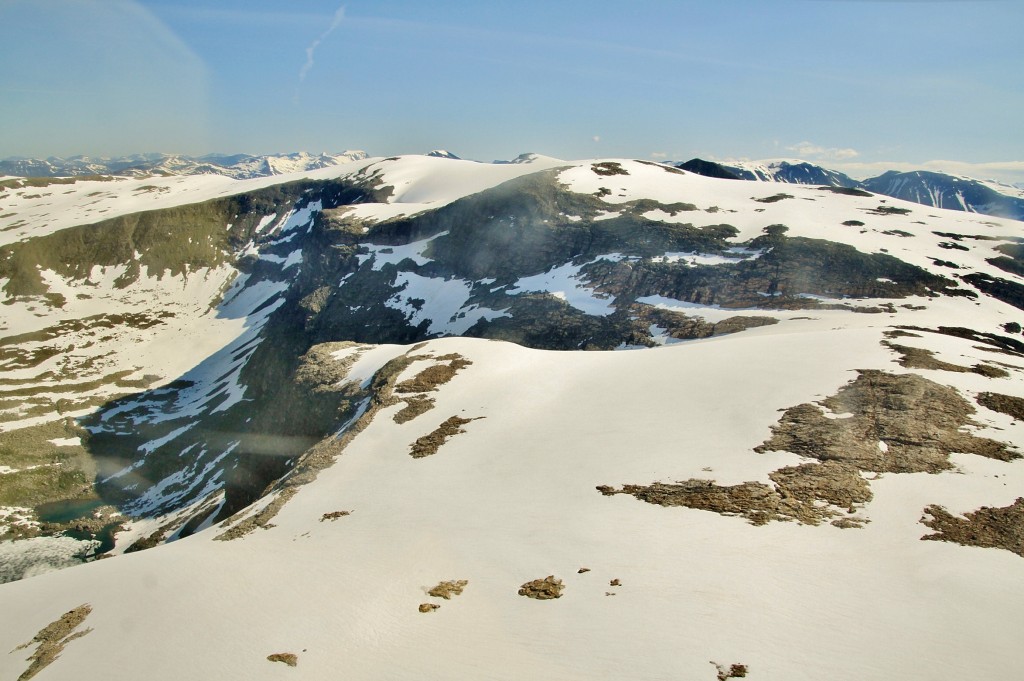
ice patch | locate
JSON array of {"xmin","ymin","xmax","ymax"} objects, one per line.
[
  {"xmin": 255, "ymin": 214, "xmax": 277, "ymax": 233},
  {"xmin": 508, "ymin": 254, "xmax": 628, "ymax": 317},
  {"xmin": 139, "ymin": 424, "xmax": 195, "ymax": 455},
  {"xmin": 386, "ymin": 272, "xmax": 509, "ymax": 334},
  {"xmin": 277, "ymin": 200, "xmax": 322, "ymax": 235},
  {"xmin": 636, "ymin": 294, "xmax": 788, "ymax": 325},
  {"xmin": 358, "ymin": 231, "xmax": 449, "ymax": 270},
  {"xmin": 651, "ymin": 249, "xmax": 761, "ymax": 266},
  {"xmin": 648, "ymin": 324, "xmax": 685, "ymax": 346},
  {"xmin": 330, "ymin": 344, "xmax": 410, "ymax": 388},
  {"xmin": 0, "ymin": 535, "xmax": 100, "ymax": 584}
]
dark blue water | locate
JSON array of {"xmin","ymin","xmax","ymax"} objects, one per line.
[
  {"xmin": 34, "ymin": 498, "xmax": 119, "ymax": 556},
  {"xmin": 34, "ymin": 498, "xmax": 106, "ymax": 523}
]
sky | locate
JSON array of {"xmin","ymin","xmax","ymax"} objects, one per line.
[{"xmin": 1, "ymin": 0, "xmax": 1023, "ymax": 182}]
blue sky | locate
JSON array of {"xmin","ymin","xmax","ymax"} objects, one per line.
[{"xmin": 2, "ymin": 0, "xmax": 1022, "ymax": 180}]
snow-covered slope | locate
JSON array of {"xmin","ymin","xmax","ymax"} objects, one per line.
[{"xmin": 2, "ymin": 155, "xmax": 1024, "ymax": 681}]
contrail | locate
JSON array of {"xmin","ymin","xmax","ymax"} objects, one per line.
[{"xmin": 298, "ymin": 4, "xmax": 345, "ymax": 83}]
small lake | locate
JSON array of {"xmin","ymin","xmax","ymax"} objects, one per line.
[{"xmin": 34, "ymin": 497, "xmax": 106, "ymax": 523}]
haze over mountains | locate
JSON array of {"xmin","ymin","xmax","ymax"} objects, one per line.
[
  {"xmin": 1, "ymin": 152, "xmax": 1023, "ymax": 680},
  {"xmin": 5, "ymin": 151, "xmax": 1023, "ymax": 222},
  {"xmin": 0, "ymin": 151, "xmax": 369, "ymax": 182}
]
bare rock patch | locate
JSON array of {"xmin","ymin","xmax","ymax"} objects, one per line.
[
  {"xmin": 394, "ymin": 354, "xmax": 472, "ymax": 394},
  {"xmin": 15, "ymin": 604, "xmax": 92, "ymax": 681},
  {"xmin": 976, "ymin": 391, "xmax": 1024, "ymax": 421},
  {"xmin": 267, "ymin": 652, "xmax": 298, "ymax": 667},
  {"xmin": 883, "ymin": 341, "xmax": 1008, "ymax": 378},
  {"xmin": 599, "ymin": 461, "xmax": 870, "ymax": 527},
  {"xmin": 409, "ymin": 416, "xmax": 484, "ymax": 459},
  {"xmin": 712, "ymin": 662, "xmax": 749, "ymax": 680},
  {"xmin": 393, "ymin": 395, "xmax": 435, "ymax": 424},
  {"xmin": 755, "ymin": 370, "xmax": 1018, "ymax": 472},
  {"xmin": 921, "ymin": 498, "xmax": 1024, "ymax": 557},
  {"xmin": 428, "ymin": 579, "xmax": 468, "ymax": 599},
  {"xmin": 518, "ymin": 575, "xmax": 564, "ymax": 600}
]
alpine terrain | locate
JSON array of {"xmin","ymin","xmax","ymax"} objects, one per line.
[
  {"xmin": 1, "ymin": 153, "xmax": 1023, "ymax": 681},
  {"xmin": 680, "ymin": 158, "xmax": 1024, "ymax": 221}
]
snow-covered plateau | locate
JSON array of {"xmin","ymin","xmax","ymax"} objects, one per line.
[{"xmin": 1, "ymin": 154, "xmax": 1023, "ymax": 681}]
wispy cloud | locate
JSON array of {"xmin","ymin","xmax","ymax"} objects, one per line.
[
  {"xmin": 650, "ymin": 151, "xmax": 668, "ymax": 159},
  {"xmin": 787, "ymin": 141, "xmax": 860, "ymax": 161},
  {"xmin": 298, "ymin": 4, "xmax": 345, "ymax": 84},
  {"xmin": 831, "ymin": 159, "xmax": 1024, "ymax": 185}
]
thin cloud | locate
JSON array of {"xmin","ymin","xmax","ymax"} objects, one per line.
[
  {"xmin": 787, "ymin": 141, "xmax": 860, "ymax": 161},
  {"xmin": 831, "ymin": 159, "xmax": 1024, "ymax": 185},
  {"xmin": 298, "ymin": 4, "xmax": 345, "ymax": 84},
  {"xmin": 592, "ymin": 135, "xmax": 601, "ymax": 143},
  {"xmin": 650, "ymin": 152, "xmax": 668, "ymax": 159}
]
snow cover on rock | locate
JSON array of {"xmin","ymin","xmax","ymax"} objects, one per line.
[
  {"xmin": 1, "ymin": 153, "xmax": 1024, "ymax": 681},
  {"xmin": 2, "ymin": 328, "xmax": 1023, "ymax": 680}
]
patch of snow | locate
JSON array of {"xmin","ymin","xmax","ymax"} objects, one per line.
[
  {"xmin": 358, "ymin": 232, "xmax": 448, "ymax": 270},
  {"xmin": 255, "ymin": 214, "xmax": 277, "ymax": 233},
  {"xmin": 386, "ymin": 272, "xmax": 509, "ymax": 334},
  {"xmin": 508, "ymin": 255, "xmax": 627, "ymax": 317},
  {"xmin": 0, "ymin": 535, "xmax": 99, "ymax": 584}
]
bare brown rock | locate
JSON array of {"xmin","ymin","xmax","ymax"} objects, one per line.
[
  {"xmin": 712, "ymin": 662, "xmax": 749, "ymax": 680},
  {"xmin": 393, "ymin": 395, "xmax": 435, "ymax": 424},
  {"xmin": 394, "ymin": 355, "xmax": 472, "ymax": 393},
  {"xmin": 267, "ymin": 653, "xmax": 298, "ymax": 667},
  {"xmin": 418, "ymin": 603, "xmax": 440, "ymax": 613},
  {"xmin": 601, "ymin": 461, "xmax": 871, "ymax": 527},
  {"xmin": 756, "ymin": 370, "xmax": 1019, "ymax": 473},
  {"xmin": 319, "ymin": 510, "xmax": 351, "ymax": 522},
  {"xmin": 921, "ymin": 498, "xmax": 1024, "ymax": 557},
  {"xmin": 977, "ymin": 392, "xmax": 1024, "ymax": 421},
  {"xmin": 883, "ymin": 341, "xmax": 1008, "ymax": 377},
  {"xmin": 15, "ymin": 604, "xmax": 92, "ymax": 681},
  {"xmin": 428, "ymin": 579, "xmax": 468, "ymax": 599},
  {"xmin": 518, "ymin": 575, "xmax": 564, "ymax": 600},
  {"xmin": 409, "ymin": 416, "xmax": 483, "ymax": 458}
]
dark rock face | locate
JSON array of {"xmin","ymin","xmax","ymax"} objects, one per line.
[
  {"xmin": 720, "ymin": 161, "xmax": 860, "ymax": 188},
  {"xmin": 675, "ymin": 159, "xmax": 742, "ymax": 180},
  {"xmin": 862, "ymin": 170, "xmax": 1024, "ymax": 221}
]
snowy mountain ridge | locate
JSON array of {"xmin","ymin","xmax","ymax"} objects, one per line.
[
  {"xmin": 1, "ymin": 154, "xmax": 1024, "ymax": 680},
  {"xmin": 0, "ymin": 151, "xmax": 369, "ymax": 181},
  {"xmin": 681, "ymin": 158, "xmax": 1024, "ymax": 221}
]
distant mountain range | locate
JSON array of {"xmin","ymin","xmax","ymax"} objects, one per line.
[
  {"xmin": 3, "ymin": 151, "xmax": 1023, "ymax": 221},
  {"xmin": 678, "ymin": 158, "xmax": 1024, "ymax": 221},
  {"xmin": 0, "ymin": 151, "xmax": 368, "ymax": 181}
]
